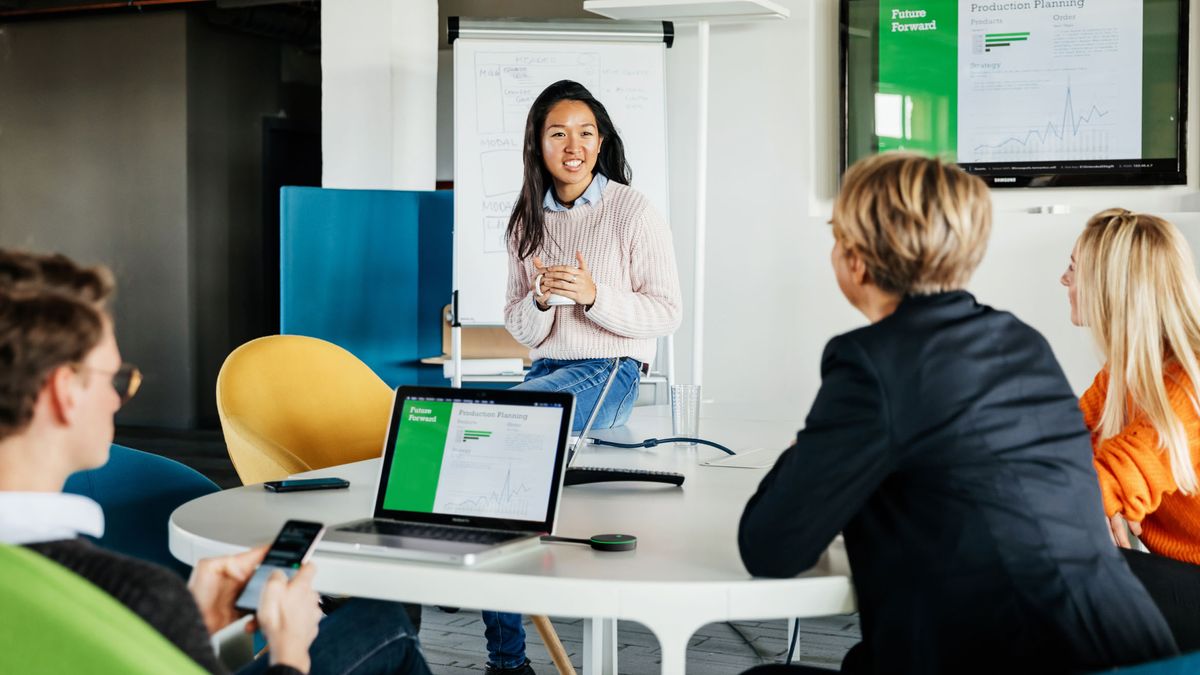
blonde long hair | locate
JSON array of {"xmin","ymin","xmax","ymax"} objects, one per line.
[{"xmin": 1076, "ymin": 208, "xmax": 1200, "ymax": 494}]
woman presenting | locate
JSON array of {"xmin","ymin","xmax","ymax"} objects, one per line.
[
  {"xmin": 481, "ymin": 80, "xmax": 682, "ymax": 675},
  {"xmin": 503, "ymin": 79, "xmax": 682, "ymax": 431}
]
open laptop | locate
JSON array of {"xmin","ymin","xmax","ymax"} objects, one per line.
[
  {"xmin": 560, "ymin": 357, "xmax": 685, "ymax": 487},
  {"xmin": 567, "ymin": 356, "xmax": 622, "ymax": 464},
  {"xmin": 319, "ymin": 385, "xmax": 574, "ymax": 565}
]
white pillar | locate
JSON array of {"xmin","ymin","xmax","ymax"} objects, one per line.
[{"xmin": 321, "ymin": 0, "xmax": 438, "ymax": 190}]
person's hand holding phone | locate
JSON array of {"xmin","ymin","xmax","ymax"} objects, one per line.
[
  {"xmin": 256, "ymin": 563, "xmax": 322, "ymax": 672},
  {"xmin": 198, "ymin": 521, "xmax": 326, "ymax": 673},
  {"xmin": 187, "ymin": 545, "xmax": 269, "ymax": 634}
]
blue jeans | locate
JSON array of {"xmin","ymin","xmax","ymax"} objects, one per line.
[
  {"xmin": 240, "ymin": 598, "xmax": 430, "ymax": 675},
  {"xmin": 514, "ymin": 357, "xmax": 641, "ymax": 430},
  {"xmin": 481, "ymin": 358, "xmax": 641, "ymax": 668},
  {"xmin": 480, "ymin": 610, "xmax": 528, "ymax": 670}
]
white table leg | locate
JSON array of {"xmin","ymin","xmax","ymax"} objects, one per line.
[
  {"xmin": 582, "ymin": 617, "xmax": 618, "ymax": 675},
  {"xmin": 654, "ymin": 624, "xmax": 692, "ymax": 675}
]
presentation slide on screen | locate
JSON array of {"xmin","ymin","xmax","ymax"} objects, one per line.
[
  {"xmin": 956, "ymin": 0, "xmax": 1142, "ymax": 163},
  {"xmin": 869, "ymin": 0, "xmax": 1163, "ymax": 172},
  {"xmin": 383, "ymin": 399, "xmax": 563, "ymax": 522}
]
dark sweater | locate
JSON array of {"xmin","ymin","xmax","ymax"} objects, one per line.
[
  {"xmin": 27, "ymin": 538, "xmax": 301, "ymax": 675},
  {"xmin": 739, "ymin": 291, "xmax": 1177, "ymax": 674}
]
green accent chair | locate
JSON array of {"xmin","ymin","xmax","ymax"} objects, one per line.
[{"xmin": 0, "ymin": 544, "xmax": 204, "ymax": 674}]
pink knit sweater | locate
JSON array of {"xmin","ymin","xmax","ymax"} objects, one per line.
[{"xmin": 504, "ymin": 181, "xmax": 682, "ymax": 365}]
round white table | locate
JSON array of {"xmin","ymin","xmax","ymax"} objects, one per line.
[{"xmin": 170, "ymin": 405, "xmax": 855, "ymax": 675}]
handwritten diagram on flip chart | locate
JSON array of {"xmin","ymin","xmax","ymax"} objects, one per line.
[{"xmin": 453, "ymin": 39, "xmax": 669, "ymax": 325}]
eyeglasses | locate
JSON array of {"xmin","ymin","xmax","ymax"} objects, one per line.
[{"xmin": 73, "ymin": 362, "xmax": 142, "ymax": 404}]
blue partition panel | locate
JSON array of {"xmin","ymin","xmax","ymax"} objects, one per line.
[
  {"xmin": 281, "ymin": 187, "xmax": 451, "ymax": 387},
  {"xmin": 417, "ymin": 190, "xmax": 453, "ymax": 360}
]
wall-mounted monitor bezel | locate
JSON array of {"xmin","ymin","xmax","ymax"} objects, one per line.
[{"xmin": 838, "ymin": 0, "xmax": 1190, "ymax": 188}]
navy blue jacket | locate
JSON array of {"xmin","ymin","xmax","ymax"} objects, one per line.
[{"xmin": 739, "ymin": 291, "xmax": 1177, "ymax": 674}]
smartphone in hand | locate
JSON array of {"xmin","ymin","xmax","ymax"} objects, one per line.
[
  {"xmin": 234, "ymin": 520, "xmax": 325, "ymax": 613},
  {"xmin": 263, "ymin": 478, "xmax": 350, "ymax": 493}
]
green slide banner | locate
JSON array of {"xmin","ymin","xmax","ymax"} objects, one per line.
[
  {"xmin": 877, "ymin": 0, "xmax": 958, "ymax": 159},
  {"xmin": 383, "ymin": 400, "xmax": 453, "ymax": 512}
]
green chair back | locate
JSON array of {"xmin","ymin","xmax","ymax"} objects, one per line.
[{"xmin": 0, "ymin": 544, "xmax": 204, "ymax": 674}]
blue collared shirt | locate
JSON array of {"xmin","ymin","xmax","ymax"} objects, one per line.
[{"xmin": 543, "ymin": 173, "xmax": 608, "ymax": 212}]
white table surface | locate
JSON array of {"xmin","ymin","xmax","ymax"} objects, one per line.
[{"xmin": 170, "ymin": 405, "xmax": 855, "ymax": 675}]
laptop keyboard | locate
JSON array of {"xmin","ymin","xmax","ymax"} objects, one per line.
[{"xmin": 344, "ymin": 520, "xmax": 524, "ymax": 545}]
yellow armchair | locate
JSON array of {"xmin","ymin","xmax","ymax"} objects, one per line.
[
  {"xmin": 216, "ymin": 335, "xmax": 394, "ymax": 485},
  {"xmin": 216, "ymin": 336, "xmax": 577, "ymax": 673}
]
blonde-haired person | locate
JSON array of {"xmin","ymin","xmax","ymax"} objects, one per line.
[
  {"xmin": 1062, "ymin": 208, "xmax": 1200, "ymax": 650},
  {"xmin": 738, "ymin": 153, "xmax": 1175, "ymax": 675}
]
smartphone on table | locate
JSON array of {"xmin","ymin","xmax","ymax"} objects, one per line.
[
  {"xmin": 263, "ymin": 477, "xmax": 350, "ymax": 492},
  {"xmin": 234, "ymin": 520, "xmax": 325, "ymax": 613}
]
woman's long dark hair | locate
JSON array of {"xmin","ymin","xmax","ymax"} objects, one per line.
[{"xmin": 506, "ymin": 80, "xmax": 632, "ymax": 261}]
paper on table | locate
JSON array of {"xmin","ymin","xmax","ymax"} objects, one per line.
[
  {"xmin": 700, "ymin": 446, "xmax": 784, "ymax": 469},
  {"xmin": 442, "ymin": 358, "xmax": 525, "ymax": 378}
]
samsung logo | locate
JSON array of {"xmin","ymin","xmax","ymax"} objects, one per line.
[
  {"xmin": 452, "ymin": 517, "xmax": 470, "ymax": 523},
  {"xmin": 994, "ymin": 177, "xmax": 1017, "ymax": 183}
]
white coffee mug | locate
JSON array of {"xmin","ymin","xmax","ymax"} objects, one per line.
[{"xmin": 535, "ymin": 270, "xmax": 577, "ymax": 306}]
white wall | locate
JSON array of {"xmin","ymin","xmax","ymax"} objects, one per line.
[
  {"xmin": 436, "ymin": 0, "xmax": 1200, "ymax": 426},
  {"xmin": 323, "ymin": 0, "xmax": 438, "ymax": 189}
]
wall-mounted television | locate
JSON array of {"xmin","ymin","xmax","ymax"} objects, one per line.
[{"xmin": 840, "ymin": 0, "xmax": 1189, "ymax": 187}]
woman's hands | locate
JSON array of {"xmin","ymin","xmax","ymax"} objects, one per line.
[
  {"xmin": 1107, "ymin": 512, "xmax": 1143, "ymax": 548},
  {"xmin": 529, "ymin": 256, "xmax": 552, "ymax": 310},
  {"xmin": 531, "ymin": 251, "xmax": 597, "ymax": 308},
  {"xmin": 187, "ymin": 545, "xmax": 321, "ymax": 674}
]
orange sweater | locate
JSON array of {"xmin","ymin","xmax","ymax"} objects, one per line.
[{"xmin": 1081, "ymin": 364, "xmax": 1200, "ymax": 564}]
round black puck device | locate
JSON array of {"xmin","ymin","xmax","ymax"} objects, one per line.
[{"xmin": 589, "ymin": 533, "xmax": 637, "ymax": 552}]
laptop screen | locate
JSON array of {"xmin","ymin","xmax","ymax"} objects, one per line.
[{"xmin": 374, "ymin": 387, "xmax": 573, "ymax": 532}]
